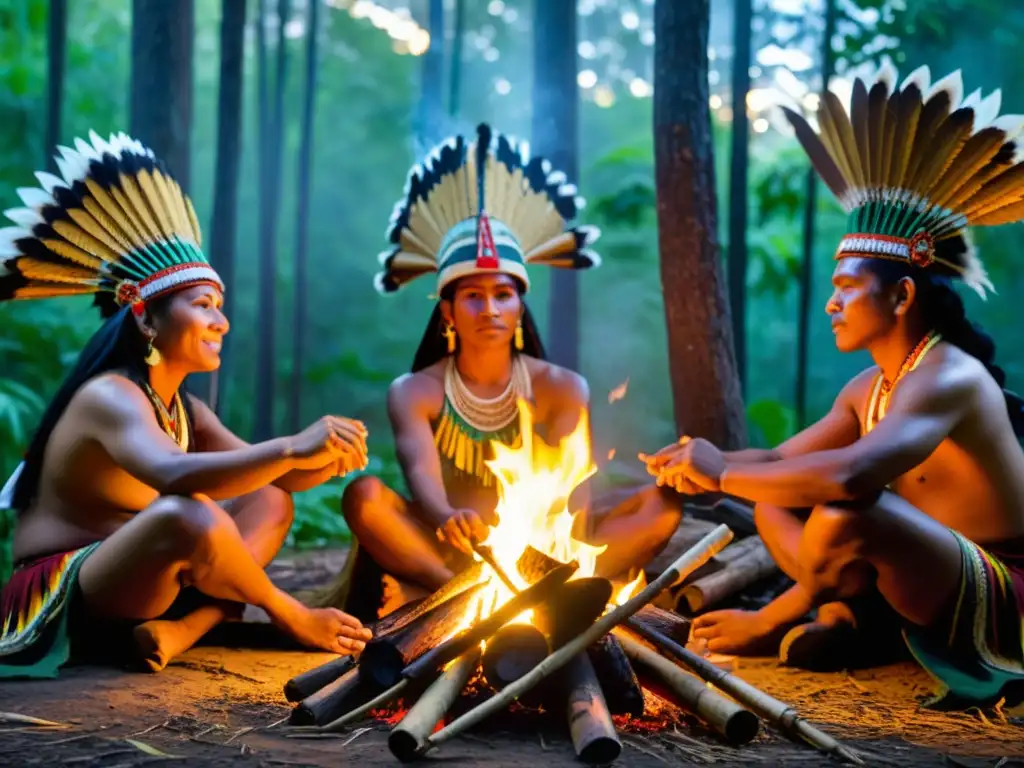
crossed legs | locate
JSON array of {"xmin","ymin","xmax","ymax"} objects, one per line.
[
  {"xmin": 692, "ymin": 492, "xmax": 963, "ymax": 658},
  {"xmin": 77, "ymin": 488, "xmax": 369, "ymax": 671}
]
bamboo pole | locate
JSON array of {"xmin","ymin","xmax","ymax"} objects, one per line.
[
  {"xmin": 615, "ymin": 630, "xmax": 759, "ymax": 745},
  {"xmin": 388, "ymin": 648, "xmax": 481, "ymax": 763},
  {"xmin": 563, "ymin": 652, "xmax": 621, "ymax": 764},
  {"xmin": 419, "ymin": 524, "xmax": 733, "ymax": 755},
  {"xmin": 680, "ymin": 537, "xmax": 778, "ymax": 613},
  {"xmin": 628, "ymin": 623, "xmax": 865, "ymax": 765}
]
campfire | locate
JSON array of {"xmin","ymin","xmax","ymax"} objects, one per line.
[{"xmin": 283, "ymin": 403, "xmax": 862, "ymax": 765}]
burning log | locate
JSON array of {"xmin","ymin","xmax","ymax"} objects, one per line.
[
  {"xmin": 312, "ymin": 563, "xmax": 578, "ymax": 733},
  {"xmin": 679, "ymin": 537, "xmax": 778, "ymax": 613},
  {"xmin": 284, "ymin": 655, "xmax": 355, "ymax": 703},
  {"xmin": 562, "ymin": 652, "xmax": 621, "ymax": 764},
  {"xmin": 615, "ymin": 631, "xmax": 759, "ymax": 745},
  {"xmin": 289, "ymin": 667, "xmax": 362, "ymax": 726},
  {"xmin": 586, "ymin": 634, "xmax": 644, "ymax": 717},
  {"xmin": 284, "ymin": 596, "xmax": 426, "ymax": 702},
  {"xmin": 359, "ymin": 581, "xmax": 487, "ymax": 688},
  {"xmin": 481, "ymin": 623, "xmax": 550, "ymax": 692},
  {"xmin": 419, "ymin": 524, "xmax": 733, "ymax": 755},
  {"xmin": 388, "ymin": 648, "xmax": 481, "ymax": 763},
  {"xmin": 535, "ymin": 576, "xmax": 613, "ymax": 649},
  {"xmin": 375, "ymin": 564, "xmax": 486, "ymax": 638},
  {"xmin": 628, "ymin": 623, "xmax": 865, "ymax": 765},
  {"xmin": 516, "ymin": 544, "xmax": 568, "ymax": 582}
]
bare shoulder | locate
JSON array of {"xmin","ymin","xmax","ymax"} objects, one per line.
[
  {"xmin": 525, "ymin": 356, "xmax": 590, "ymax": 406},
  {"xmin": 836, "ymin": 366, "xmax": 880, "ymax": 408},
  {"xmin": 387, "ymin": 365, "xmax": 445, "ymax": 417},
  {"xmin": 906, "ymin": 343, "xmax": 995, "ymax": 402},
  {"xmin": 72, "ymin": 372, "xmax": 150, "ymax": 421}
]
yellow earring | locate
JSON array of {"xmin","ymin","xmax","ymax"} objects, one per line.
[
  {"xmin": 442, "ymin": 322, "xmax": 457, "ymax": 354},
  {"xmin": 514, "ymin": 319, "xmax": 524, "ymax": 351},
  {"xmin": 144, "ymin": 337, "xmax": 163, "ymax": 367}
]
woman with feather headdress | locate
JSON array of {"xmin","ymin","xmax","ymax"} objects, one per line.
[
  {"xmin": 644, "ymin": 63, "xmax": 1024, "ymax": 708},
  {"xmin": 316, "ymin": 124, "xmax": 684, "ymax": 621},
  {"xmin": 0, "ymin": 132, "xmax": 372, "ymax": 678}
]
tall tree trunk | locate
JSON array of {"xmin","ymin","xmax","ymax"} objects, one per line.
[
  {"xmin": 289, "ymin": 0, "xmax": 319, "ymax": 432},
  {"xmin": 207, "ymin": 0, "xmax": 248, "ymax": 414},
  {"xmin": 46, "ymin": 0, "xmax": 67, "ymax": 172},
  {"xmin": 253, "ymin": 0, "xmax": 289, "ymax": 440},
  {"xmin": 448, "ymin": 0, "xmax": 464, "ymax": 118},
  {"xmin": 727, "ymin": 0, "xmax": 752, "ymax": 395},
  {"xmin": 795, "ymin": 0, "xmax": 837, "ymax": 429},
  {"xmin": 415, "ymin": 0, "xmax": 444, "ymax": 144},
  {"xmin": 532, "ymin": 0, "xmax": 579, "ymax": 371},
  {"xmin": 130, "ymin": 0, "xmax": 195, "ymax": 192},
  {"xmin": 653, "ymin": 0, "xmax": 747, "ymax": 449}
]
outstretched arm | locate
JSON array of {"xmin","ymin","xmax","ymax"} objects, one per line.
[
  {"xmin": 188, "ymin": 396, "xmax": 346, "ymax": 494},
  {"xmin": 721, "ymin": 367, "xmax": 972, "ymax": 507},
  {"xmin": 388, "ymin": 375, "xmax": 454, "ymax": 528},
  {"xmin": 81, "ymin": 376, "xmax": 297, "ymax": 500}
]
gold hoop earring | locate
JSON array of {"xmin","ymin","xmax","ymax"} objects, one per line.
[
  {"xmin": 144, "ymin": 338, "xmax": 163, "ymax": 367},
  {"xmin": 442, "ymin": 322, "xmax": 457, "ymax": 354},
  {"xmin": 514, "ymin": 319, "xmax": 524, "ymax": 351}
]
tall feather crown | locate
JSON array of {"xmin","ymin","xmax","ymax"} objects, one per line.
[
  {"xmin": 782, "ymin": 61, "xmax": 1024, "ymax": 297},
  {"xmin": 376, "ymin": 123, "xmax": 601, "ymax": 294},
  {"xmin": 0, "ymin": 130, "xmax": 222, "ymax": 317}
]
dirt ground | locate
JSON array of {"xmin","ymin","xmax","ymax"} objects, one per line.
[{"xmin": 1, "ymin": 548, "xmax": 1022, "ymax": 768}]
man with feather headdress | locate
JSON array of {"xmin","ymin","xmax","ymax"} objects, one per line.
[
  {"xmin": 645, "ymin": 63, "xmax": 1024, "ymax": 708},
  {"xmin": 316, "ymin": 124, "xmax": 684, "ymax": 621},
  {"xmin": 0, "ymin": 132, "xmax": 372, "ymax": 678}
]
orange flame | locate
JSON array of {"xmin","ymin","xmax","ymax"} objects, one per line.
[{"xmin": 454, "ymin": 399, "xmax": 611, "ymax": 632}]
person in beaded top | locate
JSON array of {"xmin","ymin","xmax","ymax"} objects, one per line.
[
  {"xmin": 318, "ymin": 124, "xmax": 683, "ymax": 621},
  {"xmin": 644, "ymin": 63, "xmax": 1024, "ymax": 708},
  {"xmin": 0, "ymin": 132, "xmax": 372, "ymax": 678}
]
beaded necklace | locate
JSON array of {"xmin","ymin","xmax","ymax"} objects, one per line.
[
  {"xmin": 864, "ymin": 331, "xmax": 943, "ymax": 433},
  {"xmin": 433, "ymin": 355, "xmax": 532, "ymax": 486},
  {"xmin": 141, "ymin": 381, "xmax": 190, "ymax": 452}
]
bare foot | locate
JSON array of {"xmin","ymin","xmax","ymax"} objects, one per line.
[
  {"xmin": 133, "ymin": 603, "xmax": 241, "ymax": 672},
  {"xmin": 271, "ymin": 594, "xmax": 373, "ymax": 655},
  {"xmin": 690, "ymin": 608, "xmax": 793, "ymax": 655}
]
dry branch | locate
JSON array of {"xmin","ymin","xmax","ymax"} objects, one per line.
[
  {"xmin": 284, "ymin": 655, "xmax": 355, "ymax": 703},
  {"xmin": 680, "ymin": 537, "xmax": 778, "ymax": 613}
]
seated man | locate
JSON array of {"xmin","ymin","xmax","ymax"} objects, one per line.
[
  {"xmin": 0, "ymin": 132, "xmax": 372, "ymax": 677},
  {"xmin": 317, "ymin": 124, "xmax": 682, "ymax": 621},
  {"xmin": 643, "ymin": 63, "xmax": 1024, "ymax": 709}
]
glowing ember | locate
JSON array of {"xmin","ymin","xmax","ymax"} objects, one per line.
[
  {"xmin": 607, "ymin": 448, "xmax": 616, "ymax": 461},
  {"xmin": 608, "ymin": 378, "xmax": 629, "ymax": 404}
]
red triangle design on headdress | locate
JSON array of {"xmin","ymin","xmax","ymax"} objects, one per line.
[{"xmin": 476, "ymin": 211, "xmax": 500, "ymax": 269}]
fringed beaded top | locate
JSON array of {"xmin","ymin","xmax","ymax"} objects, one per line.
[{"xmin": 432, "ymin": 355, "xmax": 532, "ymax": 488}]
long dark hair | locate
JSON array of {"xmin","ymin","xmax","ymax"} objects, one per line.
[
  {"xmin": 410, "ymin": 279, "xmax": 547, "ymax": 372},
  {"xmin": 866, "ymin": 257, "xmax": 1024, "ymax": 436},
  {"xmin": 11, "ymin": 298, "xmax": 196, "ymax": 513}
]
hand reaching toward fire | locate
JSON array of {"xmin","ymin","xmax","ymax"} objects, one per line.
[
  {"xmin": 437, "ymin": 507, "xmax": 499, "ymax": 555},
  {"xmin": 639, "ymin": 436, "xmax": 727, "ymax": 493}
]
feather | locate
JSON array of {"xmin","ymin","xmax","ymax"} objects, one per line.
[
  {"xmin": 930, "ymin": 127, "xmax": 1007, "ymax": 209},
  {"xmin": 4, "ymin": 208, "xmax": 44, "ymax": 228}
]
